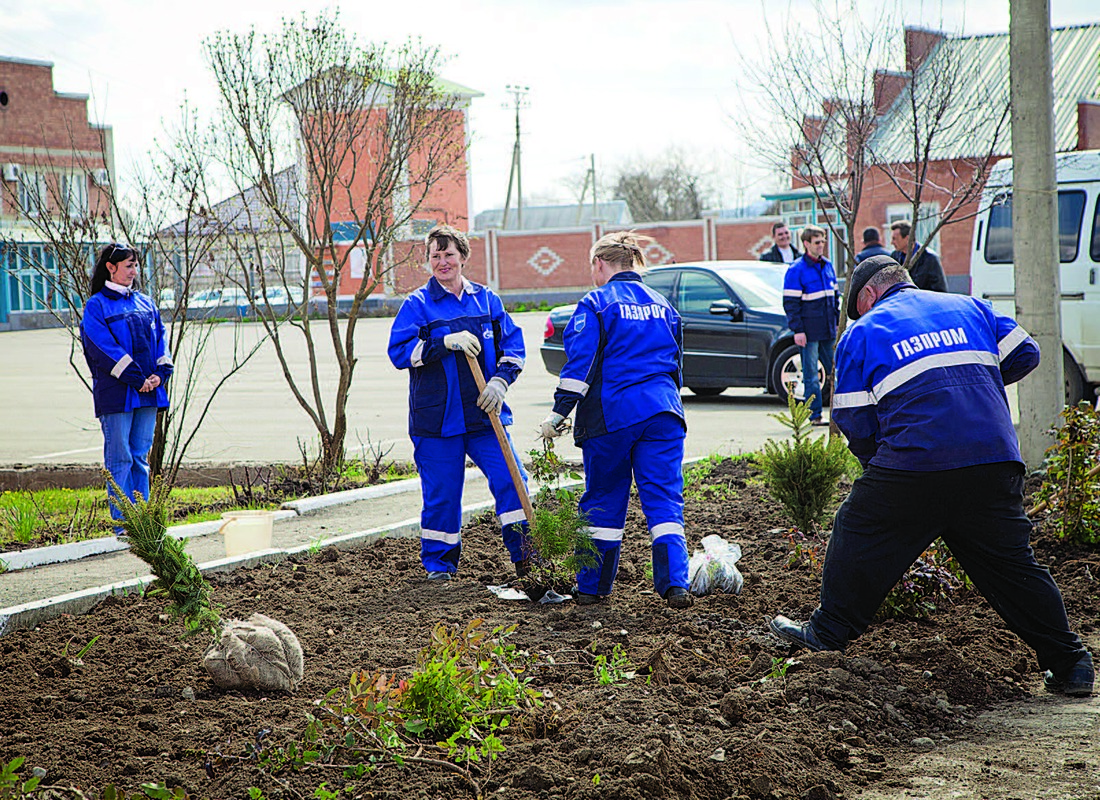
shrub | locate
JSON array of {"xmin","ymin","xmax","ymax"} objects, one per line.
[
  {"xmin": 755, "ymin": 394, "xmax": 850, "ymax": 533},
  {"xmin": 1033, "ymin": 401, "xmax": 1100, "ymax": 546},
  {"xmin": 877, "ymin": 539, "xmax": 970, "ymax": 620}
]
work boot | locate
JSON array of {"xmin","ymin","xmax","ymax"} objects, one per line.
[
  {"xmin": 574, "ymin": 590, "xmax": 603, "ymax": 606},
  {"xmin": 769, "ymin": 615, "xmax": 830, "ymax": 652},
  {"xmin": 663, "ymin": 586, "xmax": 693, "ymax": 609},
  {"xmin": 426, "ymin": 571, "xmax": 453, "ymax": 582},
  {"xmin": 1044, "ymin": 651, "xmax": 1094, "ymax": 697}
]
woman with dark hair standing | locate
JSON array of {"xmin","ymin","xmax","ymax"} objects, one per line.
[{"xmin": 81, "ymin": 243, "xmax": 173, "ymax": 529}]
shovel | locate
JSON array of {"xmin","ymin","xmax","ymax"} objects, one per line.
[{"xmin": 465, "ymin": 353, "xmax": 535, "ymax": 525}]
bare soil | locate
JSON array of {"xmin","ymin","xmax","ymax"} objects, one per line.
[{"xmin": 0, "ymin": 459, "xmax": 1097, "ymax": 799}]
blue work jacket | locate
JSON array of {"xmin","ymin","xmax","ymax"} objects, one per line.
[
  {"xmin": 783, "ymin": 255, "xmax": 839, "ymax": 341},
  {"xmin": 832, "ymin": 283, "xmax": 1040, "ymax": 471},
  {"xmin": 388, "ymin": 277, "xmax": 524, "ymax": 438},
  {"xmin": 81, "ymin": 287, "xmax": 173, "ymax": 417},
  {"xmin": 553, "ymin": 271, "xmax": 685, "ymax": 444}
]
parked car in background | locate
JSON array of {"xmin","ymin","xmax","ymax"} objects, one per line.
[
  {"xmin": 157, "ymin": 288, "xmax": 176, "ymax": 310},
  {"xmin": 254, "ymin": 286, "xmax": 306, "ymax": 307},
  {"xmin": 187, "ymin": 286, "xmax": 251, "ymax": 311},
  {"xmin": 540, "ymin": 261, "xmax": 828, "ymax": 403}
]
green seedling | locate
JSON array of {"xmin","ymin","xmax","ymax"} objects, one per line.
[
  {"xmin": 62, "ymin": 634, "xmax": 101, "ymax": 666},
  {"xmin": 592, "ymin": 642, "xmax": 636, "ymax": 685}
]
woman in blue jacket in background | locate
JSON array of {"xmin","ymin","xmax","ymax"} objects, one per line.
[
  {"xmin": 81, "ymin": 243, "xmax": 173, "ymax": 528},
  {"xmin": 540, "ymin": 231, "xmax": 692, "ymax": 609},
  {"xmin": 388, "ymin": 225, "xmax": 535, "ymax": 581}
]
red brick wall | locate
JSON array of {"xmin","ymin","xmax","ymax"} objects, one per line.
[
  {"xmin": 0, "ymin": 58, "xmax": 110, "ymax": 219},
  {"xmin": 715, "ymin": 219, "xmax": 780, "ymax": 260}
]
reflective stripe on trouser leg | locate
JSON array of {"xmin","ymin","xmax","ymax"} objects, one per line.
[
  {"xmin": 465, "ymin": 428, "xmax": 531, "ymax": 562},
  {"xmin": 576, "ymin": 528, "xmax": 624, "ymax": 596},
  {"xmin": 575, "ymin": 427, "xmax": 635, "ymax": 595},
  {"xmin": 632, "ymin": 413, "xmax": 689, "ymax": 597},
  {"xmin": 412, "ymin": 434, "xmax": 466, "ymax": 573}
]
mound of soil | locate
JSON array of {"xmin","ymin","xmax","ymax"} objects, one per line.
[{"xmin": 0, "ymin": 459, "xmax": 1096, "ymax": 799}]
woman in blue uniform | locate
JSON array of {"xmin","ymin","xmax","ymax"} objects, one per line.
[
  {"xmin": 540, "ymin": 231, "xmax": 692, "ymax": 608},
  {"xmin": 388, "ymin": 225, "xmax": 534, "ymax": 580},
  {"xmin": 81, "ymin": 243, "xmax": 173, "ymax": 527}
]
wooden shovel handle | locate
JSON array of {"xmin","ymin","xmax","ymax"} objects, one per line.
[
  {"xmin": 1026, "ymin": 462, "xmax": 1100, "ymax": 517},
  {"xmin": 466, "ymin": 353, "xmax": 535, "ymax": 525}
]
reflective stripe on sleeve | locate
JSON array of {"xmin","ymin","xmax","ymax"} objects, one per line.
[
  {"xmin": 410, "ymin": 340, "xmax": 426, "ymax": 368},
  {"xmin": 783, "ymin": 289, "xmax": 802, "ymax": 297},
  {"xmin": 156, "ymin": 355, "xmax": 173, "ymax": 366},
  {"xmin": 499, "ymin": 355, "xmax": 525, "ymax": 368},
  {"xmin": 800, "ymin": 289, "xmax": 836, "ymax": 301},
  {"xmin": 832, "ymin": 390, "xmax": 875, "ymax": 409},
  {"xmin": 558, "ymin": 378, "xmax": 589, "ymax": 395},
  {"xmin": 421, "ymin": 528, "xmax": 461, "ymax": 545},
  {"xmin": 997, "ymin": 325, "xmax": 1029, "ymax": 361},
  {"xmin": 587, "ymin": 526, "xmax": 624, "ymax": 542},
  {"xmin": 110, "ymin": 354, "xmax": 133, "ymax": 378}
]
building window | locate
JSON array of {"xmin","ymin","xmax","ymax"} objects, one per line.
[
  {"xmin": 17, "ymin": 172, "xmax": 47, "ymax": 217},
  {"xmin": 886, "ymin": 203, "xmax": 941, "ymax": 252},
  {"xmin": 60, "ymin": 173, "xmax": 88, "ymax": 218}
]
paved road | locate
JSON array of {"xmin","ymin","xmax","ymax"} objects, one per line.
[{"xmin": 0, "ymin": 311, "xmax": 803, "ymax": 467}]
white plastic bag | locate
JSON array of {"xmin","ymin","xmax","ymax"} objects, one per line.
[{"xmin": 688, "ymin": 534, "xmax": 744, "ymax": 596}]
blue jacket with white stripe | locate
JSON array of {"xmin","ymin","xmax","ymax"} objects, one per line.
[
  {"xmin": 783, "ymin": 254, "xmax": 839, "ymax": 341},
  {"xmin": 81, "ymin": 286, "xmax": 173, "ymax": 417},
  {"xmin": 388, "ymin": 277, "xmax": 525, "ymax": 438},
  {"xmin": 832, "ymin": 283, "xmax": 1039, "ymax": 471},
  {"xmin": 552, "ymin": 271, "xmax": 685, "ymax": 444}
]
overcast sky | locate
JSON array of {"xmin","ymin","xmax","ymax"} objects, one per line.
[{"xmin": 3, "ymin": 0, "xmax": 1097, "ymax": 217}]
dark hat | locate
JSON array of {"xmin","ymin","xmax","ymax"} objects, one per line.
[
  {"xmin": 861, "ymin": 226, "xmax": 881, "ymax": 244},
  {"xmin": 847, "ymin": 254, "xmax": 901, "ymax": 321}
]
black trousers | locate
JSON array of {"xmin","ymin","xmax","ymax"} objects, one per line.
[{"xmin": 810, "ymin": 461, "xmax": 1087, "ymax": 676}]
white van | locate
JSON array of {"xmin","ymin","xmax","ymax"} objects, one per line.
[{"xmin": 970, "ymin": 149, "xmax": 1100, "ymax": 405}]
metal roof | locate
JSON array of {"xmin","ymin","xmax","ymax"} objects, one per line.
[
  {"xmin": 869, "ymin": 23, "xmax": 1100, "ymax": 162},
  {"xmin": 159, "ymin": 165, "xmax": 301, "ymax": 239},
  {"xmin": 473, "ymin": 200, "xmax": 633, "ymax": 232}
]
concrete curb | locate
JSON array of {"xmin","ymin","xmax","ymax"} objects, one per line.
[{"xmin": 0, "ymin": 500, "xmax": 491, "ymax": 638}]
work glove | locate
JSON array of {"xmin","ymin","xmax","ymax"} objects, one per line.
[
  {"xmin": 444, "ymin": 330, "xmax": 482, "ymax": 357},
  {"xmin": 539, "ymin": 412, "xmax": 567, "ymax": 440},
  {"xmin": 477, "ymin": 376, "xmax": 508, "ymax": 415}
]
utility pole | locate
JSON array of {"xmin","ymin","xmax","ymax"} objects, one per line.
[
  {"xmin": 1010, "ymin": 0, "xmax": 1062, "ymax": 467},
  {"xmin": 575, "ymin": 154, "xmax": 599, "ymax": 225},
  {"xmin": 500, "ymin": 85, "xmax": 529, "ymax": 230}
]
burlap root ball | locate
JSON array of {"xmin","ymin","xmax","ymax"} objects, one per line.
[{"xmin": 203, "ymin": 613, "xmax": 304, "ymax": 692}]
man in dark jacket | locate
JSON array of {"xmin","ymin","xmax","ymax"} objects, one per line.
[
  {"xmin": 889, "ymin": 220, "xmax": 948, "ymax": 292},
  {"xmin": 855, "ymin": 226, "xmax": 890, "ymax": 264},
  {"xmin": 759, "ymin": 222, "xmax": 800, "ymax": 264},
  {"xmin": 769, "ymin": 255, "xmax": 1094, "ymax": 698}
]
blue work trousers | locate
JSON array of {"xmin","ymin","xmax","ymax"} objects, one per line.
[
  {"xmin": 575, "ymin": 412, "xmax": 689, "ymax": 598},
  {"xmin": 413, "ymin": 429, "xmax": 531, "ymax": 574},
  {"xmin": 801, "ymin": 337, "xmax": 834, "ymax": 420},
  {"xmin": 101, "ymin": 406, "xmax": 158, "ymax": 526},
  {"xmin": 810, "ymin": 462, "xmax": 1087, "ymax": 677}
]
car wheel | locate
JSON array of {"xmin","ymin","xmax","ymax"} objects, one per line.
[
  {"xmin": 770, "ymin": 344, "xmax": 828, "ymax": 404},
  {"xmin": 687, "ymin": 387, "xmax": 726, "ymax": 397}
]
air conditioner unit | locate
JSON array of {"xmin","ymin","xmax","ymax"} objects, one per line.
[
  {"xmin": 91, "ymin": 168, "xmax": 110, "ymax": 187},
  {"xmin": 2, "ymin": 163, "xmax": 20, "ymax": 182}
]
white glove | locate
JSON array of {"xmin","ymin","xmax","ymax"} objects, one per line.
[
  {"xmin": 539, "ymin": 412, "xmax": 567, "ymax": 440},
  {"xmin": 477, "ymin": 376, "xmax": 508, "ymax": 415},
  {"xmin": 444, "ymin": 330, "xmax": 481, "ymax": 357}
]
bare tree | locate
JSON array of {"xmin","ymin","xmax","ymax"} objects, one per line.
[
  {"xmin": 201, "ymin": 10, "xmax": 467, "ymax": 478},
  {"xmin": 733, "ymin": 0, "xmax": 894, "ymax": 295},
  {"xmin": 0, "ymin": 107, "xmax": 270, "ymax": 486},
  {"xmin": 611, "ymin": 149, "xmax": 715, "ymax": 222},
  {"xmin": 868, "ymin": 30, "xmax": 1010, "ymax": 269}
]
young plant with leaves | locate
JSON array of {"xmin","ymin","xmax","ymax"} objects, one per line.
[
  {"xmin": 1033, "ymin": 401, "xmax": 1100, "ymax": 546},
  {"xmin": 756, "ymin": 394, "xmax": 850, "ymax": 533}
]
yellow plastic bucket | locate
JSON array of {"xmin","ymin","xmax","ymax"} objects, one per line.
[{"xmin": 220, "ymin": 510, "xmax": 276, "ymax": 557}]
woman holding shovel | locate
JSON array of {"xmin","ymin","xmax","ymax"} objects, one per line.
[
  {"xmin": 388, "ymin": 225, "xmax": 536, "ymax": 582},
  {"xmin": 539, "ymin": 231, "xmax": 692, "ymax": 609}
]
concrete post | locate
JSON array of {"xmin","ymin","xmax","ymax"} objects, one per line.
[{"xmin": 1010, "ymin": 0, "xmax": 1063, "ymax": 468}]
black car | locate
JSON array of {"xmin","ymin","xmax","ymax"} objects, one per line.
[{"xmin": 539, "ymin": 261, "xmax": 827, "ymax": 402}]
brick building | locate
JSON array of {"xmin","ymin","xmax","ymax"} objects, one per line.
[
  {"xmin": 767, "ymin": 23, "xmax": 1100, "ymax": 293},
  {"xmin": 0, "ymin": 56, "xmax": 115, "ymax": 327}
]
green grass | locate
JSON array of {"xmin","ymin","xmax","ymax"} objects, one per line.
[{"xmin": 0, "ymin": 486, "xmax": 274, "ymax": 550}]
